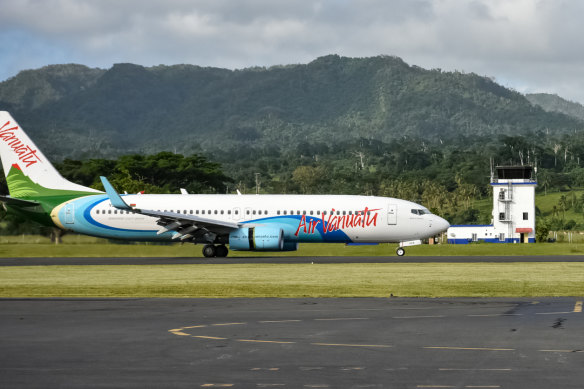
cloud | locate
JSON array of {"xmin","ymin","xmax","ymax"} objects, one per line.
[{"xmin": 1, "ymin": 0, "xmax": 584, "ymax": 103}]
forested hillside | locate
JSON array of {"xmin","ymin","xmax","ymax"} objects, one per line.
[
  {"xmin": 526, "ymin": 93, "xmax": 584, "ymax": 122},
  {"xmin": 0, "ymin": 55, "xmax": 580, "ymax": 160}
]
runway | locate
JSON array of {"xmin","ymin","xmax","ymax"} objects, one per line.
[
  {"xmin": 1, "ymin": 297, "xmax": 583, "ymax": 388},
  {"xmin": 2, "ymin": 255, "xmax": 584, "ymax": 266}
]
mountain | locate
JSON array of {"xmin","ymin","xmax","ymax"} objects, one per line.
[
  {"xmin": 0, "ymin": 55, "xmax": 581, "ymax": 160},
  {"xmin": 526, "ymin": 93, "xmax": 584, "ymax": 122}
]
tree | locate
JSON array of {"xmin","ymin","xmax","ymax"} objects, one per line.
[
  {"xmin": 292, "ymin": 166, "xmax": 325, "ymax": 194},
  {"xmin": 536, "ymin": 218, "xmax": 550, "ymax": 242}
]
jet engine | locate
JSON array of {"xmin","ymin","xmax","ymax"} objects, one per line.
[{"xmin": 229, "ymin": 226, "xmax": 296, "ymax": 251}]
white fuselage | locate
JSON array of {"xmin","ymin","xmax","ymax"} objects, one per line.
[{"xmin": 52, "ymin": 193, "xmax": 450, "ymax": 244}]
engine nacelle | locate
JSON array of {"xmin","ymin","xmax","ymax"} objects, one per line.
[{"xmin": 229, "ymin": 226, "xmax": 296, "ymax": 251}]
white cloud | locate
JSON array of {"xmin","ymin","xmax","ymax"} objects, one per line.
[{"xmin": 1, "ymin": 0, "xmax": 584, "ymax": 102}]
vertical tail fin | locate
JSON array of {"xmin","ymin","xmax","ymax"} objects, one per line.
[{"xmin": 0, "ymin": 111, "xmax": 100, "ymax": 199}]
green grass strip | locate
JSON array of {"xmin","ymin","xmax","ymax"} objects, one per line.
[
  {"xmin": 3, "ymin": 241, "xmax": 584, "ymax": 257},
  {"xmin": 1, "ymin": 263, "xmax": 583, "ymax": 298}
]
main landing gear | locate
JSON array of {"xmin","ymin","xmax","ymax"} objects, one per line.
[
  {"xmin": 202, "ymin": 244, "xmax": 229, "ymax": 258},
  {"xmin": 396, "ymin": 247, "xmax": 405, "ymax": 256}
]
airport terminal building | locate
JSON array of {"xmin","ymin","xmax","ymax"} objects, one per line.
[{"xmin": 447, "ymin": 166, "xmax": 537, "ymax": 244}]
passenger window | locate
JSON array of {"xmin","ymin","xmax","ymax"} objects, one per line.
[
  {"xmin": 221, "ymin": 210, "xmax": 224, "ymax": 215},
  {"xmin": 336, "ymin": 211, "xmax": 340, "ymax": 215},
  {"xmin": 342, "ymin": 211, "xmax": 346, "ymax": 215},
  {"xmin": 283, "ymin": 210, "xmax": 287, "ymax": 215},
  {"xmin": 202, "ymin": 210, "xmax": 205, "ymax": 214},
  {"xmin": 277, "ymin": 211, "xmax": 281, "ymax": 215},
  {"xmin": 253, "ymin": 210, "xmax": 256, "ymax": 215},
  {"xmin": 214, "ymin": 210, "xmax": 218, "ymax": 215},
  {"xmin": 310, "ymin": 211, "xmax": 313, "ymax": 215},
  {"xmin": 228, "ymin": 210, "xmax": 231, "ymax": 215}
]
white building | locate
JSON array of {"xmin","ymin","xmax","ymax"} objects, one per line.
[{"xmin": 447, "ymin": 166, "xmax": 537, "ymax": 244}]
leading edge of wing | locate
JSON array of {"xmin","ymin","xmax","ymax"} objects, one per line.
[{"xmin": 99, "ymin": 176, "xmax": 241, "ymax": 230}]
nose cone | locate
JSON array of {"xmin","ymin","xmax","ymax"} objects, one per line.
[{"xmin": 433, "ymin": 215, "xmax": 450, "ymax": 235}]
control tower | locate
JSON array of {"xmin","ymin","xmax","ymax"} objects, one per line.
[{"xmin": 447, "ymin": 165, "xmax": 537, "ymax": 244}]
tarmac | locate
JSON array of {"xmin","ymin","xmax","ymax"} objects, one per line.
[
  {"xmin": 0, "ymin": 256, "xmax": 583, "ymax": 388},
  {"xmin": 2, "ymin": 255, "xmax": 584, "ymax": 266}
]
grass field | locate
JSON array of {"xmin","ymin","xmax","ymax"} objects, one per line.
[
  {"xmin": 3, "ymin": 236, "xmax": 584, "ymax": 257},
  {"xmin": 2, "ymin": 238, "xmax": 584, "ymax": 299},
  {"xmin": 1, "ymin": 262, "xmax": 583, "ymax": 298}
]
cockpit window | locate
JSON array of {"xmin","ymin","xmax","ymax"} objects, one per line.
[{"xmin": 411, "ymin": 208, "xmax": 429, "ymax": 215}]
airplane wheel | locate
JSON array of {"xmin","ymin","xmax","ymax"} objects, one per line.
[
  {"xmin": 203, "ymin": 244, "xmax": 216, "ymax": 258},
  {"xmin": 396, "ymin": 247, "xmax": 405, "ymax": 256},
  {"xmin": 215, "ymin": 245, "xmax": 229, "ymax": 258}
]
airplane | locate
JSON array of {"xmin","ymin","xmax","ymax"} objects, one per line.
[{"xmin": 0, "ymin": 111, "xmax": 449, "ymax": 257}]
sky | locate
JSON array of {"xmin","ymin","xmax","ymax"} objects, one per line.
[{"xmin": 1, "ymin": 0, "xmax": 584, "ymax": 103}]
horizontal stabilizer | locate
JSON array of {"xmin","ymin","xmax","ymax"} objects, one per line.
[{"xmin": 0, "ymin": 195, "xmax": 40, "ymax": 207}]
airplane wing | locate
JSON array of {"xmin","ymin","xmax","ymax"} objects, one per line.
[{"xmin": 100, "ymin": 176, "xmax": 241, "ymax": 242}]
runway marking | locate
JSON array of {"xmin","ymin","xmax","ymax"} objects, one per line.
[
  {"xmin": 467, "ymin": 314, "xmax": 522, "ymax": 317},
  {"xmin": 574, "ymin": 301, "xmax": 583, "ymax": 313},
  {"xmin": 311, "ymin": 343, "xmax": 392, "ymax": 348},
  {"xmin": 193, "ymin": 335, "xmax": 227, "ymax": 340},
  {"xmin": 169, "ymin": 330, "xmax": 190, "ymax": 336},
  {"xmin": 536, "ymin": 311, "xmax": 572, "ymax": 315},
  {"xmin": 250, "ymin": 367, "xmax": 280, "ymax": 371},
  {"xmin": 238, "ymin": 339, "xmax": 296, "ymax": 344},
  {"xmin": 259, "ymin": 320, "xmax": 302, "ymax": 323},
  {"xmin": 340, "ymin": 367, "xmax": 365, "ymax": 371},
  {"xmin": 417, "ymin": 386, "xmax": 500, "ymax": 388},
  {"xmin": 201, "ymin": 385, "xmax": 234, "ymax": 388},
  {"xmin": 257, "ymin": 385, "xmax": 285, "ymax": 387},
  {"xmin": 314, "ymin": 317, "xmax": 369, "ymax": 321},
  {"xmin": 539, "ymin": 349, "xmax": 583, "ymax": 353},
  {"xmin": 212, "ymin": 322, "xmax": 246, "ymax": 326},
  {"xmin": 424, "ymin": 346, "xmax": 514, "ymax": 351},
  {"xmin": 438, "ymin": 368, "xmax": 511, "ymax": 371},
  {"xmin": 393, "ymin": 315, "xmax": 445, "ymax": 319}
]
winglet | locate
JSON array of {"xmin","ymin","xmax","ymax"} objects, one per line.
[{"xmin": 100, "ymin": 176, "xmax": 132, "ymax": 210}]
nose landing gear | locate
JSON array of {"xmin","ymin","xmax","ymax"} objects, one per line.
[{"xmin": 396, "ymin": 247, "xmax": 405, "ymax": 256}]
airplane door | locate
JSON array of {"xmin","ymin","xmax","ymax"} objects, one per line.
[
  {"xmin": 387, "ymin": 204, "xmax": 397, "ymax": 225},
  {"xmin": 65, "ymin": 203, "xmax": 75, "ymax": 224}
]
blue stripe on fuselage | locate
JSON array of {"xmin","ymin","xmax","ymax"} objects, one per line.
[{"xmin": 60, "ymin": 196, "xmax": 353, "ymax": 243}]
